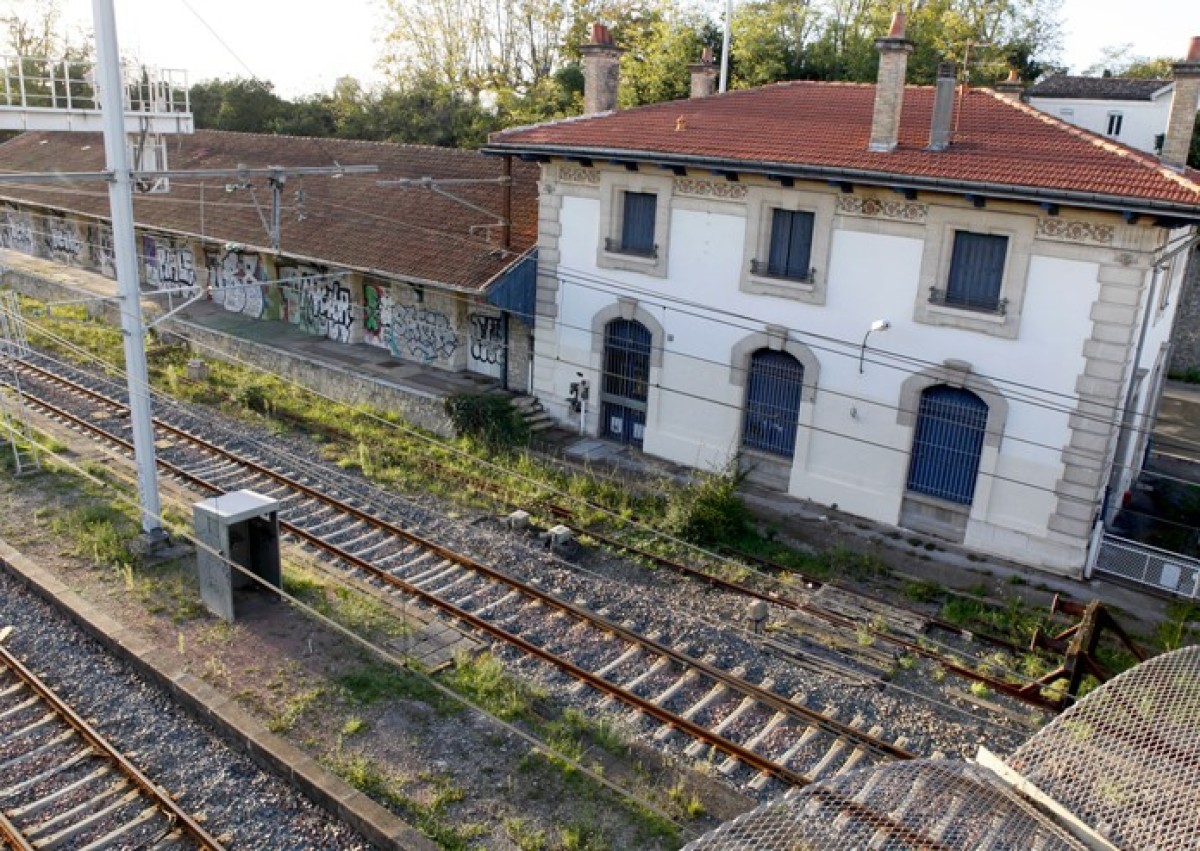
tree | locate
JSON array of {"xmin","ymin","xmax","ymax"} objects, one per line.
[{"xmin": 188, "ymin": 78, "xmax": 286, "ymax": 134}]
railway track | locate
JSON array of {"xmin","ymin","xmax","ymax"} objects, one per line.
[
  {"xmin": 7, "ymin": 355, "xmax": 928, "ymax": 795},
  {"xmin": 0, "ymin": 630, "xmax": 224, "ymax": 851}
]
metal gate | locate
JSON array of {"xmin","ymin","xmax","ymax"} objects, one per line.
[
  {"xmin": 1094, "ymin": 533, "xmax": 1200, "ymax": 600},
  {"xmin": 906, "ymin": 386, "xmax": 987, "ymax": 505},
  {"xmin": 742, "ymin": 349, "xmax": 803, "ymax": 457},
  {"xmin": 601, "ymin": 318, "xmax": 651, "ymax": 446}
]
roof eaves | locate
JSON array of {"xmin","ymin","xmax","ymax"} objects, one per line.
[{"xmin": 482, "ymin": 140, "xmax": 1200, "ymax": 222}]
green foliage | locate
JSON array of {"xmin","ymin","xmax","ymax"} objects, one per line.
[
  {"xmin": 903, "ymin": 580, "xmax": 944, "ymax": 604},
  {"xmin": 337, "ymin": 663, "xmax": 454, "ymax": 710},
  {"xmin": 662, "ymin": 467, "xmax": 752, "ymax": 547},
  {"xmin": 444, "ymin": 393, "xmax": 531, "ymax": 453},
  {"xmin": 52, "ymin": 502, "xmax": 141, "ymax": 570},
  {"xmin": 442, "ymin": 651, "xmax": 545, "ymax": 720}
]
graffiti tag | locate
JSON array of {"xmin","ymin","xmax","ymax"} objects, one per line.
[
  {"xmin": 469, "ymin": 313, "xmax": 504, "ymax": 365},
  {"xmin": 390, "ymin": 305, "xmax": 458, "ymax": 363},
  {"xmin": 206, "ymin": 249, "xmax": 266, "ymax": 318}
]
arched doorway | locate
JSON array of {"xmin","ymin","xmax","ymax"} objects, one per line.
[
  {"xmin": 742, "ymin": 349, "xmax": 804, "ymax": 458},
  {"xmin": 601, "ymin": 318, "xmax": 652, "ymax": 446}
]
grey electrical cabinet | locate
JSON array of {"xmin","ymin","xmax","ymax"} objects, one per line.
[{"xmin": 193, "ymin": 490, "xmax": 281, "ymax": 621}]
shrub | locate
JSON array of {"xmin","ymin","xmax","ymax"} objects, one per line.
[
  {"xmin": 444, "ymin": 393, "xmax": 531, "ymax": 452},
  {"xmin": 663, "ymin": 467, "xmax": 752, "ymax": 547}
]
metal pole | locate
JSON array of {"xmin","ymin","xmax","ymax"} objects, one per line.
[
  {"xmin": 719, "ymin": 0, "xmax": 733, "ymax": 93},
  {"xmin": 92, "ymin": 0, "xmax": 163, "ymax": 537}
]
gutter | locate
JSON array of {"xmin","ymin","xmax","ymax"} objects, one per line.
[{"xmin": 481, "ymin": 143, "xmax": 1200, "ymax": 223}]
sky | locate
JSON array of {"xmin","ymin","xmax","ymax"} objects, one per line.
[{"xmin": 49, "ymin": 0, "xmax": 1200, "ymax": 100}]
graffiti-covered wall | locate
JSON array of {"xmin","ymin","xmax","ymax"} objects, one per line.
[
  {"xmin": 278, "ymin": 262, "xmax": 357, "ymax": 343},
  {"xmin": 42, "ymin": 214, "xmax": 86, "ymax": 265},
  {"xmin": 0, "ymin": 205, "xmax": 35, "ymax": 255},
  {"xmin": 205, "ymin": 248, "xmax": 270, "ymax": 319},
  {"xmin": 385, "ymin": 285, "xmax": 465, "ymax": 370},
  {"xmin": 90, "ymin": 224, "xmax": 116, "ymax": 278},
  {"xmin": 143, "ymin": 235, "xmax": 198, "ymax": 294},
  {"xmin": 362, "ymin": 278, "xmax": 396, "ymax": 350}
]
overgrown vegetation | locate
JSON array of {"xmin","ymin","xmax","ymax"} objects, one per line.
[{"xmin": 444, "ymin": 393, "xmax": 531, "ymax": 453}]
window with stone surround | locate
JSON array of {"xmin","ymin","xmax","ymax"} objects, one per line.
[
  {"xmin": 913, "ymin": 207, "xmax": 1032, "ymax": 340},
  {"xmin": 932, "ymin": 231, "xmax": 1009, "ymax": 314},
  {"xmin": 753, "ymin": 209, "xmax": 815, "ymax": 282},
  {"xmin": 740, "ymin": 186, "xmax": 835, "ymax": 304},
  {"xmin": 597, "ymin": 171, "xmax": 672, "ymax": 278}
]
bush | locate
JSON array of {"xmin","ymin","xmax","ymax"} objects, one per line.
[
  {"xmin": 663, "ymin": 467, "xmax": 752, "ymax": 547},
  {"xmin": 444, "ymin": 393, "xmax": 530, "ymax": 452}
]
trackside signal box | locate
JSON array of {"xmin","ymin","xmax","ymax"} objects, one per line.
[{"xmin": 193, "ymin": 490, "xmax": 281, "ymax": 621}]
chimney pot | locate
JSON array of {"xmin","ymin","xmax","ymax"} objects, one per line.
[
  {"xmin": 1161, "ymin": 36, "xmax": 1200, "ymax": 170},
  {"xmin": 995, "ymin": 67, "xmax": 1025, "ymax": 100},
  {"xmin": 688, "ymin": 47, "xmax": 718, "ymax": 98},
  {"xmin": 580, "ymin": 22, "xmax": 624, "ymax": 115},
  {"xmin": 869, "ymin": 9, "xmax": 915, "ymax": 152},
  {"xmin": 928, "ymin": 61, "xmax": 957, "ymax": 151}
]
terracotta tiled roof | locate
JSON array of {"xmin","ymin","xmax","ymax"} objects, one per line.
[
  {"xmin": 0, "ymin": 130, "xmax": 538, "ymax": 292},
  {"xmin": 1025, "ymin": 75, "xmax": 1173, "ymax": 101},
  {"xmin": 486, "ymin": 82, "xmax": 1200, "ymax": 214}
]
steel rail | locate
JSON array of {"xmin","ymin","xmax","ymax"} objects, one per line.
[
  {"xmin": 0, "ymin": 639, "xmax": 226, "ymax": 850},
  {"xmin": 391, "ymin": 455, "xmax": 1062, "ymax": 713},
  {"xmin": 14, "ymin": 363, "xmax": 915, "ymax": 781},
  {"xmin": 14, "ymin": 359, "xmax": 1057, "ymax": 710}
]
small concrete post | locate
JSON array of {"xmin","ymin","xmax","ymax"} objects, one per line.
[{"xmin": 746, "ymin": 600, "xmax": 769, "ymax": 634}]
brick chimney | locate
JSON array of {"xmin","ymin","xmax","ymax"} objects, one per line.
[
  {"xmin": 928, "ymin": 61, "xmax": 957, "ymax": 151},
  {"xmin": 869, "ymin": 10, "xmax": 914, "ymax": 153},
  {"xmin": 688, "ymin": 47, "xmax": 718, "ymax": 99},
  {"xmin": 995, "ymin": 68, "xmax": 1025, "ymax": 101},
  {"xmin": 1162, "ymin": 37, "xmax": 1200, "ymax": 170},
  {"xmin": 580, "ymin": 23, "xmax": 623, "ymax": 115}
]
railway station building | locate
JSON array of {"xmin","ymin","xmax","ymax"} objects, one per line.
[{"xmin": 483, "ymin": 22, "xmax": 1200, "ymax": 576}]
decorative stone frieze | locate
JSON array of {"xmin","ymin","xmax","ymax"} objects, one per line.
[
  {"xmin": 557, "ymin": 165, "xmax": 600, "ymax": 185},
  {"xmin": 835, "ymin": 194, "xmax": 927, "ymax": 222},
  {"xmin": 672, "ymin": 177, "xmax": 748, "ymax": 200},
  {"xmin": 1035, "ymin": 218, "xmax": 1115, "ymax": 246}
]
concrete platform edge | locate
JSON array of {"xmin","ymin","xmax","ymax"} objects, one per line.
[{"xmin": 0, "ymin": 537, "xmax": 439, "ymax": 851}]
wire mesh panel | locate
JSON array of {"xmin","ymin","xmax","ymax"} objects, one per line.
[
  {"xmin": 1095, "ymin": 534, "xmax": 1200, "ymax": 600},
  {"xmin": 682, "ymin": 761, "xmax": 1088, "ymax": 851},
  {"xmin": 906, "ymin": 386, "xmax": 988, "ymax": 505},
  {"xmin": 1007, "ymin": 645, "xmax": 1200, "ymax": 851},
  {"xmin": 742, "ymin": 349, "xmax": 804, "ymax": 458}
]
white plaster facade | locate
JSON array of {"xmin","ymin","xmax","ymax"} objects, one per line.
[
  {"xmin": 1027, "ymin": 88, "xmax": 1175, "ymax": 155},
  {"xmin": 530, "ymin": 165, "xmax": 1183, "ymax": 576}
]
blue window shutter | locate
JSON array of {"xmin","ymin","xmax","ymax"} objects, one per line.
[
  {"xmin": 767, "ymin": 209, "xmax": 814, "ymax": 279},
  {"xmin": 946, "ymin": 232, "xmax": 1007, "ymax": 310},
  {"xmin": 906, "ymin": 386, "xmax": 988, "ymax": 505},
  {"xmin": 622, "ymin": 192, "xmax": 656, "ymax": 254}
]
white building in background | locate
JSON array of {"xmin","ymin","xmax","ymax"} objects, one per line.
[
  {"xmin": 1024, "ymin": 75, "xmax": 1182, "ymax": 156},
  {"xmin": 485, "ymin": 21, "xmax": 1200, "ymax": 576}
]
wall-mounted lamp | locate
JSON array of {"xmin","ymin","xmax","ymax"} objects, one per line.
[{"xmin": 859, "ymin": 319, "xmax": 891, "ymax": 373}]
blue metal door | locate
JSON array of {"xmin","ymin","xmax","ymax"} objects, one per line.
[
  {"xmin": 906, "ymin": 386, "xmax": 988, "ymax": 505},
  {"xmin": 601, "ymin": 319, "xmax": 651, "ymax": 447},
  {"xmin": 742, "ymin": 349, "xmax": 804, "ymax": 457}
]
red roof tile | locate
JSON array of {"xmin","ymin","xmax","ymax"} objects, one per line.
[
  {"xmin": 0, "ymin": 130, "xmax": 538, "ymax": 292},
  {"xmin": 487, "ymin": 82, "xmax": 1200, "ymax": 213}
]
